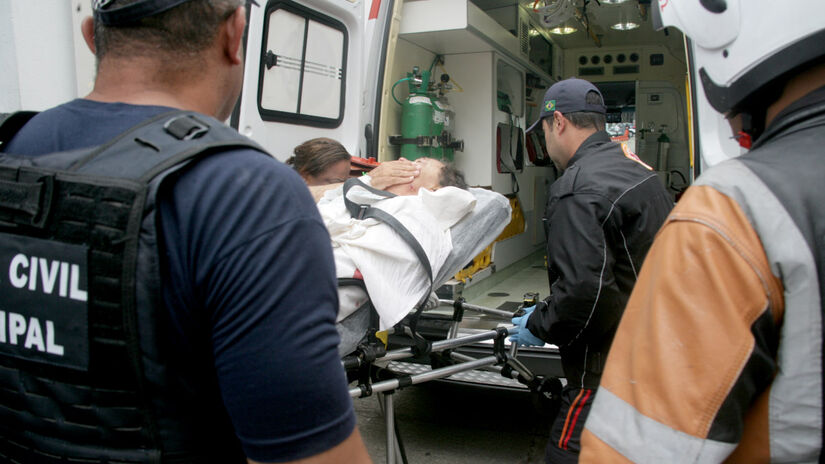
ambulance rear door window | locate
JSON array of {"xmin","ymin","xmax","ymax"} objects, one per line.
[{"xmin": 258, "ymin": 1, "xmax": 347, "ymax": 128}]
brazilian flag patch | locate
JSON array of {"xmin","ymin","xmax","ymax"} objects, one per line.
[{"xmin": 545, "ymin": 100, "xmax": 556, "ymax": 112}]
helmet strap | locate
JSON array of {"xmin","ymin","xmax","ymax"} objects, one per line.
[
  {"xmin": 734, "ymin": 77, "xmax": 786, "ymax": 148},
  {"xmin": 736, "ymin": 112, "xmax": 760, "ymax": 149}
]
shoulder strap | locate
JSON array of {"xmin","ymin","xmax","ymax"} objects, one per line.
[
  {"xmin": 342, "ymin": 178, "xmax": 434, "ymax": 342},
  {"xmin": 342, "ymin": 178, "xmax": 433, "ymax": 291},
  {"xmin": 0, "ymin": 110, "xmax": 264, "ymax": 229},
  {"xmin": 66, "ymin": 110, "xmax": 265, "ymax": 181},
  {"xmin": 0, "ymin": 111, "xmax": 39, "ymax": 151}
]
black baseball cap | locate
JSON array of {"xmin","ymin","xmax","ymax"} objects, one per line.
[
  {"xmin": 94, "ymin": 0, "xmax": 258, "ymax": 26},
  {"xmin": 526, "ymin": 78, "xmax": 607, "ymax": 133}
]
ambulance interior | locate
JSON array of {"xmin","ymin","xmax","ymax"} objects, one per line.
[
  {"xmin": 238, "ymin": 0, "xmax": 732, "ymax": 387},
  {"xmin": 371, "ymin": 0, "xmax": 695, "ymax": 385}
]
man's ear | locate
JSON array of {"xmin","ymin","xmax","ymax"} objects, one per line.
[
  {"xmin": 553, "ymin": 111, "xmax": 565, "ymax": 132},
  {"xmin": 223, "ymin": 6, "xmax": 246, "ymax": 65},
  {"xmin": 81, "ymin": 16, "xmax": 96, "ymax": 55}
]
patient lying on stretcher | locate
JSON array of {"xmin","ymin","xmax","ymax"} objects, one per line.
[{"xmin": 316, "ymin": 158, "xmax": 473, "ymax": 334}]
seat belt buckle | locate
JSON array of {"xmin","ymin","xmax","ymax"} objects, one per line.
[{"xmin": 357, "ymin": 204, "xmax": 369, "ymax": 220}]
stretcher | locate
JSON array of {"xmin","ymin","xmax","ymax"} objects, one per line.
[
  {"xmin": 335, "ymin": 185, "xmax": 513, "ymax": 355},
  {"xmin": 343, "ymin": 297, "xmax": 562, "ymax": 464},
  {"xmin": 334, "ymin": 185, "xmax": 561, "ymax": 464}
]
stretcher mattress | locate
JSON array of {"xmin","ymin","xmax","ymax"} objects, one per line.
[{"xmin": 335, "ymin": 187, "xmax": 512, "ymax": 355}]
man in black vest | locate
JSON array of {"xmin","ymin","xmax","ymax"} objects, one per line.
[
  {"xmin": 510, "ymin": 78, "xmax": 673, "ymax": 463},
  {"xmin": 581, "ymin": 2, "xmax": 825, "ymax": 462},
  {"xmin": 0, "ymin": 1, "xmax": 375, "ymax": 462}
]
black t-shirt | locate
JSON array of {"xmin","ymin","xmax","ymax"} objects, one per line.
[{"xmin": 5, "ymin": 99, "xmax": 355, "ymax": 462}]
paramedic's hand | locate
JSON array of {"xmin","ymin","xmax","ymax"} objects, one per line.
[
  {"xmin": 369, "ymin": 159, "xmax": 420, "ymax": 190},
  {"xmin": 510, "ymin": 305, "xmax": 544, "ymax": 347}
]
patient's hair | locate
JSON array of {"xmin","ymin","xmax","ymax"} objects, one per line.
[
  {"xmin": 286, "ymin": 138, "xmax": 351, "ymax": 177},
  {"xmin": 439, "ymin": 163, "xmax": 468, "ymax": 190}
]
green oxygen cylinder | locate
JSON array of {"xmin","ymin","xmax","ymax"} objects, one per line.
[{"xmin": 400, "ymin": 68, "xmax": 433, "ymax": 160}]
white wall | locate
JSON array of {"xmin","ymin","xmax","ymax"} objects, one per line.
[
  {"xmin": 0, "ymin": 1, "xmax": 87, "ymax": 113},
  {"xmin": 446, "ymin": 51, "xmax": 552, "ymax": 269}
]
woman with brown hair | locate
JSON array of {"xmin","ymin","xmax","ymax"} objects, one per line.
[{"xmin": 287, "ymin": 137, "xmax": 352, "ymax": 186}]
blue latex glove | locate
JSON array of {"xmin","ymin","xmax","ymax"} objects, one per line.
[{"xmin": 510, "ymin": 305, "xmax": 544, "ymax": 347}]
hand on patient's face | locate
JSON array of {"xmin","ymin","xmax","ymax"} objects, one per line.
[
  {"xmin": 385, "ymin": 158, "xmax": 444, "ymax": 196},
  {"xmin": 369, "ymin": 159, "xmax": 420, "ymax": 190}
]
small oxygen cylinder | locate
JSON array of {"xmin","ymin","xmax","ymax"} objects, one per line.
[
  {"xmin": 400, "ymin": 68, "xmax": 433, "ymax": 160},
  {"xmin": 430, "ymin": 73, "xmax": 455, "ymax": 161},
  {"xmin": 656, "ymin": 125, "xmax": 670, "ymax": 171}
]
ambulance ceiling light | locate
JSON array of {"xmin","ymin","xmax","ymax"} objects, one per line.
[
  {"xmin": 549, "ymin": 25, "xmax": 578, "ymax": 35},
  {"xmin": 611, "ymin": 21, "xmax": 639, "ymax": 30}
]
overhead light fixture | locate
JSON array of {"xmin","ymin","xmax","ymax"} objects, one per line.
[
  {"xmin": 549, "ymin": 25, "xmax": 577, "ymax": 35},
  {"xmin": 611, "ymin": 21, "xmax": 639, "ymax": 30},
  {"xmin": 602, "ymin": 0, "xmax": 631, "ymax": 4},
  {"xmin": 532, "ymin": 0, "xmax": 576, "ymax": 29}
]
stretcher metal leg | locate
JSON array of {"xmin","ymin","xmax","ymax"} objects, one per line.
[
  {"xmin": 383, "ymin": 392, "xmax": 396, "ymax": 464},
  {"xmin": 346, "ymin": 301, "xmax": 534, "ymax": 462}
]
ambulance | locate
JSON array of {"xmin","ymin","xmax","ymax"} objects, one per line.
[{"xmin": 1, "ymin": 0, "xmax": 741, "ymax": 386}]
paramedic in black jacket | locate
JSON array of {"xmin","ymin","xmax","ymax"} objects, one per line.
[
  {"xmin": 510, "ymin": 78, "xmax": 673, "ymax": 464},
  {"xmin": 0, "ymin": 1, "xmax": 390, "ymax": 463}
]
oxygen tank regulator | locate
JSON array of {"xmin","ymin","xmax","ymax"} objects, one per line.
[{"xmin": 388, "ymin": 61, "xmax": 464, "ymax": 161}]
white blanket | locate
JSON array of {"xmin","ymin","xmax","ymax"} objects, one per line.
[{"xmin": 318, "ymin": 178, "xmax": 476, "ymax": 330}]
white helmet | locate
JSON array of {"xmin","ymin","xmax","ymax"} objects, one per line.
[{"xmin": 652, "ymin": 0, "xmax": 825, "ymax": 115}]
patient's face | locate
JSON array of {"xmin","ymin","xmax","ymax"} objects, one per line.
[{"xmin": 386, "ymin": 158, "xmax": 444, "ymax": 196}]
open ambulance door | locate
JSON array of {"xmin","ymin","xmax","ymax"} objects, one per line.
[{"xmin": 236, "ymin": 0, "xmax": 392, "ymax": 162}]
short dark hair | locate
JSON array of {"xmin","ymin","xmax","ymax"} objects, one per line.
[
  {"xmin": 93, "ymin": 0, "xmax": 243, "ymax": 62},
  {"xmin": 439, "ymin": 162, "xmax": 468, "ymax": 190},
  {"xmin": 553, "ymin": 90, "xmax": 606, "ymax": 131},
  {"xmin": 287, "ymin": 138, "xmax": 351, "ymax": 177}
]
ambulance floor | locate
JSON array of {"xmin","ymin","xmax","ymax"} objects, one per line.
[{"xmin": 463, "ymin": 250, "xmax": 548, "ymax": 311}]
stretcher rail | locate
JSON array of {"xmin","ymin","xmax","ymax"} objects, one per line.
[
  {"xmin": 381, "ymin": 326, "xmax": 514, "ymax": 362},
  {"xmin": 438, "ymin": 298, "xmax": 515, "ymax": 319}
]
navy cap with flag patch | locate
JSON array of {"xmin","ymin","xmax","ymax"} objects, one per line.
[{"xmin": 526, "ymin": 78, "xmax": 607, "ymax": 133}]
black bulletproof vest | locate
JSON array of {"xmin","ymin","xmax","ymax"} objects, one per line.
[{"xmin": 0, "ymin": 110, "xmax": 264, "ymax": 463}]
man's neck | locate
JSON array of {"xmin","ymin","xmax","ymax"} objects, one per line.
[
  {"xmin": 766, "ymin": 62, "xmax": 825, "ymax": 126},
  {"xmin": 564, "ymin": 128, "xmax": 599, "ymax": 165},
  {"xmin": 86, "ymin": 57, "xmax": 221, "ymax": 117}
]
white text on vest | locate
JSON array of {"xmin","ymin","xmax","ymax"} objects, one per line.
[
  {"xmin": 0, "ymin": 311, "xmax": 65, "ymax": 356},
  {"xmin": 8, "ymin": 254, "xmax": 87, "ymax": 302}
]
